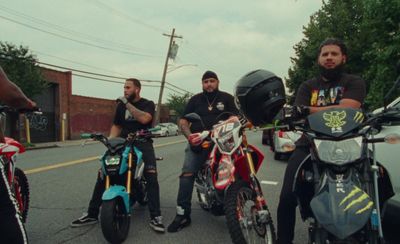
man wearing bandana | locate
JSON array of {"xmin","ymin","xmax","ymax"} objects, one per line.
[
  {"xmin": 276, "ymin": 38, "xmax": 367, "ymax": 244},
  {"xmin": 167, "ymin": 71, "xmax": 239, "ymax": 232}
]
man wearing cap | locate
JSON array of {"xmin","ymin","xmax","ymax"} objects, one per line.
[{"xmin": 167, "ymin": 71, "xmax": 239, "ymax": 232}]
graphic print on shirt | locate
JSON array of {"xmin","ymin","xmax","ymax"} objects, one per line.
[
  {"xmin": 310, "ymin": 86, "xmax": 345, "ymax": 106},
  {"xmin": 125, "ymin": 109, "xmax": 136, "ymax": 121}
]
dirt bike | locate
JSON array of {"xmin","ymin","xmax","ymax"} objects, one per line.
[
  {"xmin": 184, "ymin": 113, "xmax": 276, "ymax": 244},
  {"xmin": 271, "ymin": 94, "xmax": 400, "ymax": 243},
  {"xmin": 0, "ymin": 105, "xmax": 40, "ymax": 223},
  {"xmin": 81, "ymin": 128, "xmax": 160, "ymax": 244}
]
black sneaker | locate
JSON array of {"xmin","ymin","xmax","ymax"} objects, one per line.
[
  {"xmin": 70, "ymin": 213, "xmax": 98, "ymax": 227},
  {"xmin": 149, "ymin": 216, "xmax": 165, "ymax": 233},
  {"xmin": 167, "ymin": 214, "xmax": 191, "ymax": 233}
]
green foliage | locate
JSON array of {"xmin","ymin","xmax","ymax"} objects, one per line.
[
  {"xmin": 166, "ymin": 93, "xmax": 191, "ymax": 118},
  {"xmin": 0, "ymin": 42, "xmax": 48, "ymax": 98},
  {"xmin": 286, "ymin": 0, "xmax": 400, "ymax": 109}
]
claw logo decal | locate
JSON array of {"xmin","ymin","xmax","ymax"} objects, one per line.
[
  {"xmin": 339, "ymin": 186, "xmax": 373, "ymax": 214},
  {"xmin": 353, "ymin": 111, "xmax": 364, "ymax": 123},
  {"xmin": 323, "ymin": 111, "xmax": 346, "ymax": 133}
]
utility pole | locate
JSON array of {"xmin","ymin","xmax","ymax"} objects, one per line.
[{"xmin": 154, "ymin": 28, "xmax": 182, "ymax": 125}]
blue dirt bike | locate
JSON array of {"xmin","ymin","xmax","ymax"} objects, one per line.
[{"xmin": 82, "ymin": 129, "xmax": 160, "ymax": 243}]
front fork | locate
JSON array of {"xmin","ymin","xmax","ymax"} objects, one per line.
[
  {"xmin": 368, "ymin": 140, "xmax": 384, "ymax": 240},
  {"xmin": 243, "ymin": 138, "xmax": 270, "ymax": 224},
  {"xmin": 104, "ymin": 151, "xmax": 134, "ymax": 194}
]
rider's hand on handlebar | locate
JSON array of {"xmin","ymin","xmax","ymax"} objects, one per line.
[
  {"xmin": 27, "ymin": 99, "xmax": 37, "ymax": 109},
  {"xmin": 285, "ymin": 105, "xmax": 310, "ymax": 119},
  {"xmin": 188, "ymin": 133, "xmax": 204, "ymax": 146},
  {"xmin": 116, "ymin": 96, "xmax": 128, "ymax": 105}
]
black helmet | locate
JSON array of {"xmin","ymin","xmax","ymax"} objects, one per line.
[{"xmin": 234, "ymin": 69, "xmax": 286, "ymax": 126}]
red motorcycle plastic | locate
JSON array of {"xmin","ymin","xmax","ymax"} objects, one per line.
[
  {"xmin": 0, "ymin": 106, "xmax": 33, "ymax": 223},
  {"xmin": 185, "ymin": 113, "xmax": 276, "ymax": 244}
]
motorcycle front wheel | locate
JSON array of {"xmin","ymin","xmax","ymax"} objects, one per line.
[
  {"xmin": 100, "ymin": 198, "xmax": 130, "ymax": 244},
  {"xmin": 225, "ymin": 181, "xmax": 276, "ymax": 244},
  {"xmin": 13, "ymin": 167, "xmax": 30, "ymax": 223}
]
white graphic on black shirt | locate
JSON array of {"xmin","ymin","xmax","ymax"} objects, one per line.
[
  {"xmin": 216, "ymin": 102, "xmax": 225, "ymax": 111},
  {"xmin": 125, "ymin": 109, "xmax": 136, "ymax": 121}
]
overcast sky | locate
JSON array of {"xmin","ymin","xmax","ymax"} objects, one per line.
[{"xmin": 0, "ymin": 0, "xmax": 323, "ymax": 103}]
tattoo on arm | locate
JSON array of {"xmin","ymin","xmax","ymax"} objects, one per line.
[
  {"xmin": 126, "ymin": 103, "xmax": 151, "ymax": 124},
  {"xmin": 179, "ymin": 119, "xmax": 191, "ymax": 139}
]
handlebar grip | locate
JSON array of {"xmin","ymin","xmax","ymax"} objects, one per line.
[
  {"xmin": 199, "ymin": 131, "xmax": 209, "ymax": 140},
  {"xmin": 80, "ymin": 133, "xmax": 93, "ymax": 139}
]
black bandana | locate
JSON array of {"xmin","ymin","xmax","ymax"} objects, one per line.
[{"xmin": 319, "ymin": 64, "xmax": 345, "ymax": 82}]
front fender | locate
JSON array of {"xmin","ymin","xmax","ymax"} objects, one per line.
[{"xmin": 102, "ymin": 185, "xmax": 130, "ymax": 213}]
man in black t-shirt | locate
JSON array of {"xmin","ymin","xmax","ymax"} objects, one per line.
[
  {"xmin": 70, "ymin": 78, "xmax": 165, "ymax": 233},
  {"xmin": 167, "ymin": 71, "xmax": 239, "ymax": 232},
  {"xmin": 276, "ymin": 38, "xmax": 366, "ymax": 244}
]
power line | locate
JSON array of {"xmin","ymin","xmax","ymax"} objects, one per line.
[
  {"xmin": 73, "ymin": 73, "xmax": 157, "ymax": 87},
  {"xmin": 1, "ymin": 52, "xmax": 193, "ymax": 94},
  {"xmin": 89, "ymin": 0, "xmax": 168, "ymax": 33},
  {"xmin": 0, "ymin": 4, "xmax": 158, "ymax": 55},
  {"xmin": 32, "ymin": 49, "xmax": 127, "ymax": 76},
  {"xmin": 73, "ymin": 73, "xmax": 186, "ymax": 95},
  {"xmin": 0, "ymin": 15, "xmax": 160, "ymax": 58},
  {"xmin": 38, "ymin": 61, "xmax": 158, "ymax": 82},
  {"xmin": 165, "ymin": 81, "xmax": 193, "ymax": 95}
]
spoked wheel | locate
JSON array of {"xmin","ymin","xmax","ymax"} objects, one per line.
[
  {"xmin": 225, "ymin": 181, "xmax": 276, "ymax": 244},
  {"xmin": 13, "ymin": 168, "xmax": 30, "ymax": 223},
  {"xmin": 100, "ymin": 198, "xmax": 130, "ymax": 244}
]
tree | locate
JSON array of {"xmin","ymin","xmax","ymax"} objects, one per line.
[
  {"xmin": 286, "ymin": 0, "xmax": 400, "ymax": 109},
  {"xmin": 166, "ymin": 93, "xmax": 191, "ymax": 118},
  {"xmin": 0, "ymin": 42, "xmax": 47, "ymax": 98}
]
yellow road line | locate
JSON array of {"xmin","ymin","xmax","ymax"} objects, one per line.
[{"xmin": 25, "ymin": 139, "xmax": 186, "ymax": 175}]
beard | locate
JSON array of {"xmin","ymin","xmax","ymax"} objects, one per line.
[
  {"xmin": 319, "ymin": 63, "xmax": 345, "ymax": 82},
  {"xmin": 127, "ymin": 93, "xmax": 136, "ymax": 102}
]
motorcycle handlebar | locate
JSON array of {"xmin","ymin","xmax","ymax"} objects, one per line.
[{"xmin": 0, "ymin": 105, "xmax": 41, "ymax": 114}]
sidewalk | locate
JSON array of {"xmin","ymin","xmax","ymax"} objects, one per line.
[{"xmin": 25, "ymin": 139, "xmax": 98, "ymax": 150}]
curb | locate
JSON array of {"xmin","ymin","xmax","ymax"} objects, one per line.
[
  {"xmin": 25, "ymin": 140, "xmax": 99, "ymax": 151},
  {"xmin": 25, "ymin": 144, "xmax": 59, "ymax": 150}
]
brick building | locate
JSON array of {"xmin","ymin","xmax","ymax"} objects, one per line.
[{"xmin": 20, "ymin": 68, "xmax": 170, "ymax": 142}]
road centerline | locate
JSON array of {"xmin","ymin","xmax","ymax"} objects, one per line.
[{"xmin": 25, "ymin": 139, "xmax": 186, "ymax": 175}]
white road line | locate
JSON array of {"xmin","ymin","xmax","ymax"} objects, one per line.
[{"xmin": 261, "ymin": 180, "xmax": 279, "ymax": 186}]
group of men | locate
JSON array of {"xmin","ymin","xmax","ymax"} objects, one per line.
[{"xmin": 1, "ymin": 37, "xmax": 369, "ymax": 244}]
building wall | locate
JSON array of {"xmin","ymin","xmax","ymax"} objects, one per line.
[
  {"xmin": 69, "ymin": 95, "xmax": 115, "ymax": 139},
  {"xmin": 41, "ymin": 68, "xmax": 71, "ymax": 140}
]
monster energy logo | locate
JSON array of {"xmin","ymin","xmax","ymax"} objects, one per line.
[
  {"xmin": 339, "ymin": 186, "xmax": 373, "ymax": 214},
  {"xmin": 354, "ymin": 112, "xmax": 364, "ymax": 123},
  {"xmin": 323, "ymin": 111, "xmax": 346, "ymax": 133}
]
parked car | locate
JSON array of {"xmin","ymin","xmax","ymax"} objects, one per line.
[
  {"xmin": 271, "ymin": 129, "xmax": 302, "ymax": 160},
  {"xmin": 152, "ymin": 122, "xmax": 179, "ymax": 137},
  {"xmin": 370, "ymin": 96, "xmax": 400, "ymax": 229}
]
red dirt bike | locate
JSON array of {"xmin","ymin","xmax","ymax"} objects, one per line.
[
  {"xmin": 184, "ymin": 113, "xmax": 276, "ymax": 244},
  {"xmin": 0, "ymin": 105, "xmax": 39, "ymax": 223}
]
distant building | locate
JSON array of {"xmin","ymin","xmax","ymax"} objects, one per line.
[{"xmin": 16, "ymin": 67, "xmax": 171, "ymax": 142}]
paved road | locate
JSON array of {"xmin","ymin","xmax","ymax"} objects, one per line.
[{"xmin": 14, "ymin": 131, "xmax": 334, "ymax": 243}]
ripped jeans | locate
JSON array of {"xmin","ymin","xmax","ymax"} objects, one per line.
[
  {"xmin": 175, "ymin": 144, "xmax": 210, "ymax": 216},
  {"xmin": 87, "ymin": 140, "xmax": 161, "ymax": 218}
]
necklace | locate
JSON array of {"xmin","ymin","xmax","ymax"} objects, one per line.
[{"xmin": 205, "ymin": 93, "xmax": 218, "ymax": 111}]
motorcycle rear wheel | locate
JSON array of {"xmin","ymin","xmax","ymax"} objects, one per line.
[
  {"xmin": 13, "ymin": 167, "xmax": 30, "ymax": 223},
  {"xmin": 100, "ymin": 198, "xmax": 130, "ymax": 244},
  {"xmin": 225, "ymin": 181, "xmax": 276, "ymax": 244}
]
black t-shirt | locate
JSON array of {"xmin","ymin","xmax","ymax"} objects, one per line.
[
  {"xmin": 113, "ymin": 98, "xmax": 155, "ymax": 138},
  {"xmin": 294, "ymin": 73, "xmax": 366, "ymax": 146},
  {"xmin": 183, "ymin": 90, "xmax": 239, "ymax": 133},
  {"xmin": 294, "ymin": 73, "xmax": 366, "ymax": 107}
]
